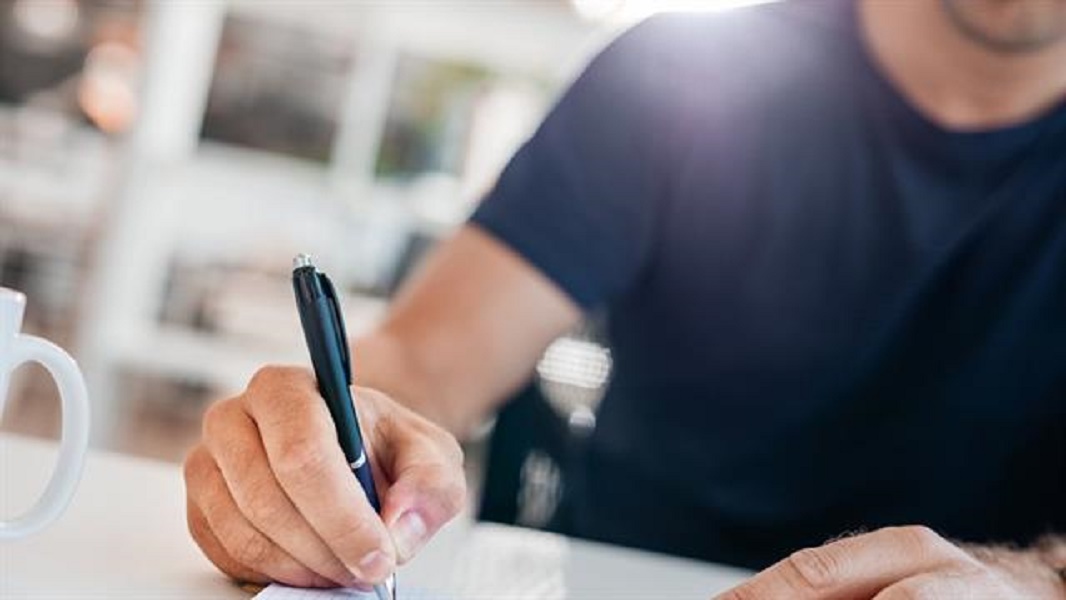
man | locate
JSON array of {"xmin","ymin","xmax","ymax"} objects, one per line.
[{"xmin": 183, "ymin": 0, "xmax": 1066, "ymax": 597}]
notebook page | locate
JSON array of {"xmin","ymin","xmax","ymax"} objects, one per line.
[{"xmin": 254, "ymin": 583, "xmax": 443, "ymax": 600}]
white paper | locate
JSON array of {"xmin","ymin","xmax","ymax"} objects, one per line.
[{"xmin": 254, "ymin": 583, "xmax": 442, "ymax": 600}]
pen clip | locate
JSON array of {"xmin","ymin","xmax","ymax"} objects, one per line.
[{"xmin": 319, "ymin": 271, "xmax": 352, "ymax": 385}]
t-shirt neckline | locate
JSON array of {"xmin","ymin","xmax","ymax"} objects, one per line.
[{"xmin": 842, "ymin": 0, "xmax": 1066, "ymax": 149}]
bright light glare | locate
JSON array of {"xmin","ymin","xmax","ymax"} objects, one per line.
[
  {"xmin": 571, "ymin": 0, "xmax": 624, "ymax": 21},
  {"xmin": 537, "ymin": 338, "xmax": 613, "ymax": 390},
  {"xmin": 572, "ymin": 0, "xmax": 782, "ymax": 22},
  {"xmin": 637, "ymin": 0, "xmax": 779, "ymax": 10}
]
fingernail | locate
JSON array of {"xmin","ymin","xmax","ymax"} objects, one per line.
[
  {"xmin": 355, "ymin": 549, "xmax": 391, "ymax": 582},
  {"xmin": 389, "ymin": 511, "xmax": 428, "ymax": 562}
]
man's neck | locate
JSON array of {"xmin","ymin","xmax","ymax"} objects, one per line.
[{"xmin": 859, "ymin": 0, "xmax": 1066, "ymax": 130}]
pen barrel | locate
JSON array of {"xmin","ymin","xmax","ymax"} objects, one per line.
[
  {"xmin": 354, "ymin": 460, "xmax": 382, "ymax": 513},
  {"xmin": 303, "ymin": 296, "xmax": 362, "ymax": 453},
  {"xmin": 293, "ymin": 261, "xmax": 394, "ymax": 598},
  {"xmin": 294, "ymin": 277, "xmax": 383, "ymax": 513}
]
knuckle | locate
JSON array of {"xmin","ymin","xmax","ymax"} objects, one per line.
[
  {"xmin": 435, "ymin": 429, "xmax": 465, "ymax": 465},
  {"xmin": 201, "ymin": 401, "xmax": 224, "ymax": 439},
  {"xmin": 404, "ymin": 415, "xmax": 463, "ymax": 466},
  {"xmin": 898, "ymin": 525, "xmax": 946, "ymax": 555},
  {"xmin": 250, "ymin": 364, "xmax": 307, "ymax": 391},
  {"xmin": 201, "ymin": 399, "xmax": 238, "ymax": 440},
  {"xmin": 231, "ymin": 528, "xmax": 274, "ymax": 568},
  {"xmin": 241, "ymin": 485, "xmax": 287, "ymax": 529},
  {"xmin": 405, "ymin": 466, "xmax": 467, "ymax": 520},
  {"xmin": 183, "ymin": 445, "xmax": 211, "ymax": 487},
  {"xmin": 246, "ymin": 365, "xmax": 318, "ymax": 417},
  {"xmin": 437, "ymin": 474, "xmax": 467, "ymax": 517},
  {"xmin": 249, "ymin": 364, "xmax": 285, "ymax": 388},
  {"xmin": 274, "ymin": 436, "xmax": 330, "ymax": 481},
  {"xmin": 330, "ymin": 514, "xmax": 381, "ymax": 558},
  {"xmin": 787, "ymin": 546, "xmax": 842, "ymax": 591},
  {"xmin": 355, "ymin": 386, "xmax": 387, "ymax": 404}
]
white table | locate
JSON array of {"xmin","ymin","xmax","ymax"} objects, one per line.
[{"xmin": 1, "ymin": 434, "xmax": 750, "ymax": 598}]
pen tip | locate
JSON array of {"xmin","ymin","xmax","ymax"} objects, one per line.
[{"xmin": 293, "ymin": 254, "xmax": 314, "ymax": 270}]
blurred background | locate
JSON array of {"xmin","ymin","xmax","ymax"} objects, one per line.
[{"xmin": 0, "ymin": 0, "xmax": 759, "ymax": 500}]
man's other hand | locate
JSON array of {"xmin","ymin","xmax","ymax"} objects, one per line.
[
  {"xmin": 715, "ymin": 526, "xmax": 1065, "ymax": 599},
  {"xmin": 184, "ymin": 365, "xmax": 466, "ymax": 589}
]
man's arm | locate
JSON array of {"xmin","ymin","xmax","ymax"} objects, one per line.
[
  {"xmin": 716, "ymin": 527, "xmax": 1066, "ymax": 599},
  {"xmin": 353, "ymin": 224, "xmax": 582, "ymax": 437},
  {"xmin": 184, "ymin": 224, "xmax": 581, "ymax": 588}
]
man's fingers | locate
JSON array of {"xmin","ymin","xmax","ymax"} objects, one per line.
[
  {"xmin": 202, "ymin": 400, "xmax": 360, "ymax": 587},
  {"xmin": 187, "ymin": 496, "xmax": 269, "ymax": 586},
  {"xmin": 382, "ymin": 463, "xmax": 467, "ymax": 563},
  {"xmin": 714, "ymin": 526, "xmax": 974, "ymax": 600},
  {"xmin": 872, "ymin": 571, "xmax": 987, "ymax": 600},
  {"xmin": 245, "ymin": 366, "xmax": 396, "ymax": 583},
  {"xmin": 370, "ymin": 394, "xmax": 467, "ymax": 564},
  {"xmin": 185, "ymin": 445, "xmax": 335, "ymax": 588}
]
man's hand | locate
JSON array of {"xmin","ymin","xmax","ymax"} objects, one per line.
[
  {"xmin": 716, "ymin": 526, "xmax": 1066, "ymax": 599},
  {"xmin": 183, "ymin": 365, "xmax": 466, "ymax": 589}
]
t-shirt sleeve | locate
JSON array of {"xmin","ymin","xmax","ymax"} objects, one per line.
[{"xmin": 470, "ymin": 17, "xmax": 683, "ymax": 310}]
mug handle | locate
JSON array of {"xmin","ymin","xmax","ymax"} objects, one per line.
[{"xmin": 0, "ymin": 334, "xmax": 90, "ymax": 540}]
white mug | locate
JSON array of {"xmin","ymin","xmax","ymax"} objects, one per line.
[{"xmin": 0, "ymin": 287, "xmax": 89, "ymax": 540}]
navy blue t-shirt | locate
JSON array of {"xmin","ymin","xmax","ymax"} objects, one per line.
[{"xmin": 471, "ymin": 0, "xmax": 1066, "ymax": 569}]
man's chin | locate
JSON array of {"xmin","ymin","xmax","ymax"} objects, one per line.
[{"xmin": 941, "ymin": 0, "xmax": 1066, "ymax": 54}]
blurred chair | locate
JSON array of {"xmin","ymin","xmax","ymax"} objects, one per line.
[
  {"xmin": 477, "ymin": 378, "xmax": 577, "ymax": 533},
  {"xmin": 478, "ymin": 327, "xmax": 610, "ymax": 533}
]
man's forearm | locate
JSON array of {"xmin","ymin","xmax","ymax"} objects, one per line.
[
  {"xmin": 346, "ymin": 226, "xmax": 582, "ymax": 440},
  {"xmin": 351, "ymin": 330, "xmax": 486, "ymax": 438}
]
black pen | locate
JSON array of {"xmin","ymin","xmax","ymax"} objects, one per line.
[{"xmin": 292, "ymin": 254, "xmax": 396, "ymax": 600}]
